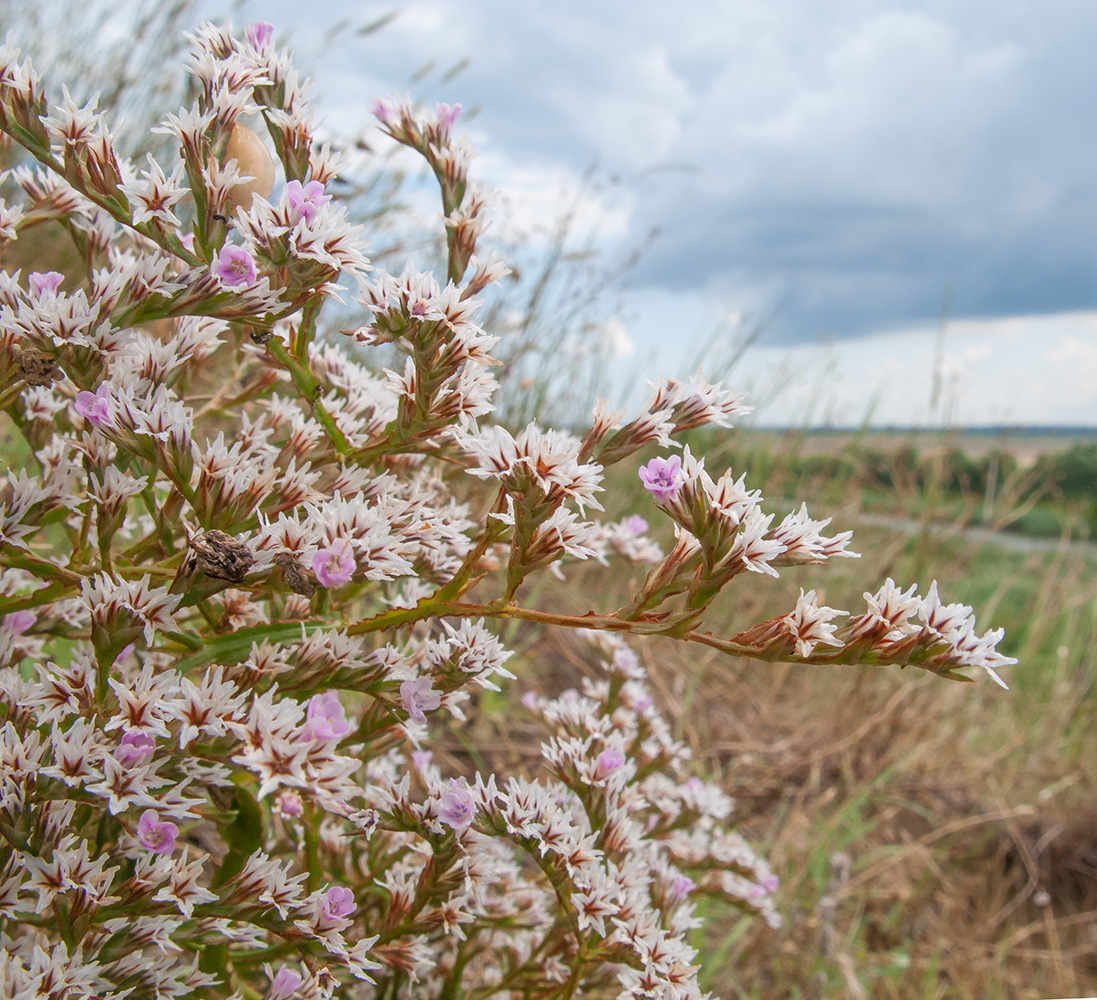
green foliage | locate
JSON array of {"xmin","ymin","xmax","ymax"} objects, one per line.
[{"xmin": 1031, "ymin": 441, "xmax": 1097, "ymax": 499}]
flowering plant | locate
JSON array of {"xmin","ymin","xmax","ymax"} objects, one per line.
[{"xmin": 0, "ymin": 21, "xmax": 1013, "ymax": 1000}]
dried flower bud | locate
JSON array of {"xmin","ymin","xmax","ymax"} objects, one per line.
[{"xmin": 222, "ymin": 122, "xmax": 275, "ymax": 212}]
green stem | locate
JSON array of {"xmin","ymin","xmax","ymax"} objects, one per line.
[
  {"xmin": 303, "ymin": 804, "xmax": 321, "ymax": 894},
  {"xmin": 266, "ymin": 338, "xmax": 349, "ymax": 454},
  {"xmin": 434, "ymin": 490, "xmax": 507, "ymax": 602},
  {"xmin": 292, "ymin": 295, "xmax": 324, "ymax": 365}
]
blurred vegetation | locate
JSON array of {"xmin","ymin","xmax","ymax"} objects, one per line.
[{"xmin": 0, "ymin": 0, "xmax": 197, "ymax": 155}]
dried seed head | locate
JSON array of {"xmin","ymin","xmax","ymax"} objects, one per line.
[
  {"xmin": 188, "ymin": 529, "xmax": 254, "ymax": 582},
  {"xmin": 273, "ymin": 551, "xmax": 316, "ymax": 597},
  {"xmin": 14, "ymin": 344, "xmax": 63, "ymax": 386}
]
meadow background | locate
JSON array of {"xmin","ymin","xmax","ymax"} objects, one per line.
[{"xmin": 2, "ymin": 2, "xmax": 1095, "ymax": 997}]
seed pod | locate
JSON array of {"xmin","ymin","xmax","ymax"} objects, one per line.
[{"xmin": 223, "ymin": 123, "xmax": 275, "ymax": 212}]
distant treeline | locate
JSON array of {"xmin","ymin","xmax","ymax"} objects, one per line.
[
  {"xmin": 726, "ymin": 441, "xmax": 1017, "ymax": 496},
  {"xmin": 675, "ymin": 430, "xmax": 1097, "ymax": 537}
]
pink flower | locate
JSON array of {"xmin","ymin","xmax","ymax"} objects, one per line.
[
  {"xmin": 29, "ymin": 271, "xmax": 64, "ymax": 297},
  {"xmin": 269, "ymin": 966, "xmax": 302, "ymax": 1000},
  {"xmin": 750, "ymin": 874, "xmax": 779, "ymax": 899},
  {"xmin": 410, "ymin": 750, "xmax": 432, "ymax": 771},
  {"xmin": 284, "ymin": 179, "xmax": 331, "ymax": 226},
  {"xmin": 311, "ymin": 538, "xmax": 355, "ymax": 587},
  {"xmin": 276, "ymin": 790, "xmax": 303, "ymax": 817},
  {"xmin": 593, "ymin": 748, "xmax": 625, "ymax": 781},
  {"xmin": 213, "ymin": 244, "xmax": 256, "ymax": 287},
  {"xmin": 439, "ymin": 778, "xmax": 475, "ymax": 831},
  {"xmin": 624, "ymin": 514, "xmax": 649, "ymax": 535},
  {"xmin": 638, "ymin": 456, "xmax": 683, "ymax": 503},
  {"xmin": 306, "ymin": 691, "xmax": 351, "ymax": 741},
  {"xmin": 435, "ymin": 102, "xmax": 462, "ymax": 135},
  {"xmin": 116, "ymin": 730, "xmax": 156, "ymax": 767},
  {"xmin": 2, "ymin": 610, "xmax": 35, "ymax": 635},
  {"xmin": 611, "ymin": 647, "xmax": 640, "ymax": 675},
  {"xmin": 322, "ymin": 885, "xmax": 355, "ymax": 920},
  {"xmin": 371, "ymin": 97, "xmax": 395, "ymax": 126},
  {"xmin": 136, "ymin": 810, "xmax": 178, "ymax": 854},
  {"xmin": 669, "ymin": 874, "xmax": 696, "ymax": 902},
  {"xmin": 245, "ymin": 21, "xmax": 274, "ymax": 49},
  {"xmin": 74, "ymin": 383, "xmax": 114, "ymax": 428},
  {"xmin": 400, "ymin": 677, "xmax": 441, "ymax": 725}
]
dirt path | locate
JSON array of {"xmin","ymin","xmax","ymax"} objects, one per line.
[{"xmin": 849, "ymin": 510, "xmax": 1097, "ymax": 559}]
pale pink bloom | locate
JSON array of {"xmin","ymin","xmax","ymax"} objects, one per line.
[
  {"xmin": 213, "ymin": 244, "xmax": 257, "ymax": 286},
  {"xmin": 400, "ymin": 676, "xmax": 441, "ymax": 725},
  {"xmin": 436, "ymin": 102, "xmax": 462, "ymax": 135},
  {"xmin": 410, "ymin": 750, "xmax": 432, "ymax": 770},
  {"xmin": 669, "ymin": 874, "xmax": 696, "ymax": 902},
  {"xmin": 284, "ymin": 179, "xmax": 331, "ymax": 226},
  {"xmin": 594, "ymin": 748, "xmax": 625, "ymax": 780},
  {"xmin": 321, "ymin": 885, "xmax": 355, "ymax": 920},
  {"xmin": 371, "ymin": 96, "xmax": 395, "ymax": 126},
  {"xmin": 116, "ymin": 730, "xmax": 156, "ymax": 767},
  {"xmin": 267, "ymin": 969, "xmax": 301, "ymax": 1000},
  {"xmin": 276, "ymin": 790, "xmax": 303, "ymax": 817},
  {"xmin": 245, "ymin": 21, "xmax": 274, "ymax": 49},
  {"xmin": 269, "ymin": 967, "xmax": 301, "ymax": 1000},
  {"xmin": 74, "ymin": 383, "xmax": 114, "ymax": 428},
  {"xmin": 751, "ymin": 873, "xmax": 780, "ymax": 899},
  {"xmin": 2, "ymin": 610, "xmax": 35, "ymax": 635},
  {"xmin": 638, "ymin": 455, "xmax": 682, "ymax": 503},
  {"xmin": 624, "ymin": 514, "xmax": 649, "ymax": 534},
  {"xmin": 306, "ymin": 691, "xmax": 351, "ymax": 741},
  {"xmin": 179, "ymin": 231, "xmax": 195, "ymax": 252},
  {"xmin": 439, "ymin": 778, "xmax": 475, "ymax": 830},
  {"xmin": 311, "ymin": 538, "xmax": 355, "ymax": 587},
  {"xmin": 29, "ymin": 270, "xmax": 64, "ymax": 296},
  {"xmin": 136, "ymin": 810, "xmax": 178, "ymax": 854}
]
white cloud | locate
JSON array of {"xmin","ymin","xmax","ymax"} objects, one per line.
[
  {"xmin": 603, "ymin": 317, "xmax": 634, "ymax": 358},
  {"xmin": 214, "ymin": 0, "xmax": 1097, "ymax": 423}
]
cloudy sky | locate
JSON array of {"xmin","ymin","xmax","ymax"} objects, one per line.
[{"xmin": 138, "ymin": 3, "xmax": 1097, "ymax": 422}]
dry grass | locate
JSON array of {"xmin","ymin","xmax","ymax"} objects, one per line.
[{"xmin": 443, "ymin": 440, "xmax": 1097, "ymax": 1000}]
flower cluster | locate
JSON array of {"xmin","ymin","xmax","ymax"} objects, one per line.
[{"xmin": 0, "ymin": 20, "xmax": 1012, "ymax": 1000}]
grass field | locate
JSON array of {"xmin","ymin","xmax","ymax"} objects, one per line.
[{"xmin": 452, "ymin": 429, "xmax": 1097, "ymax": 999}]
